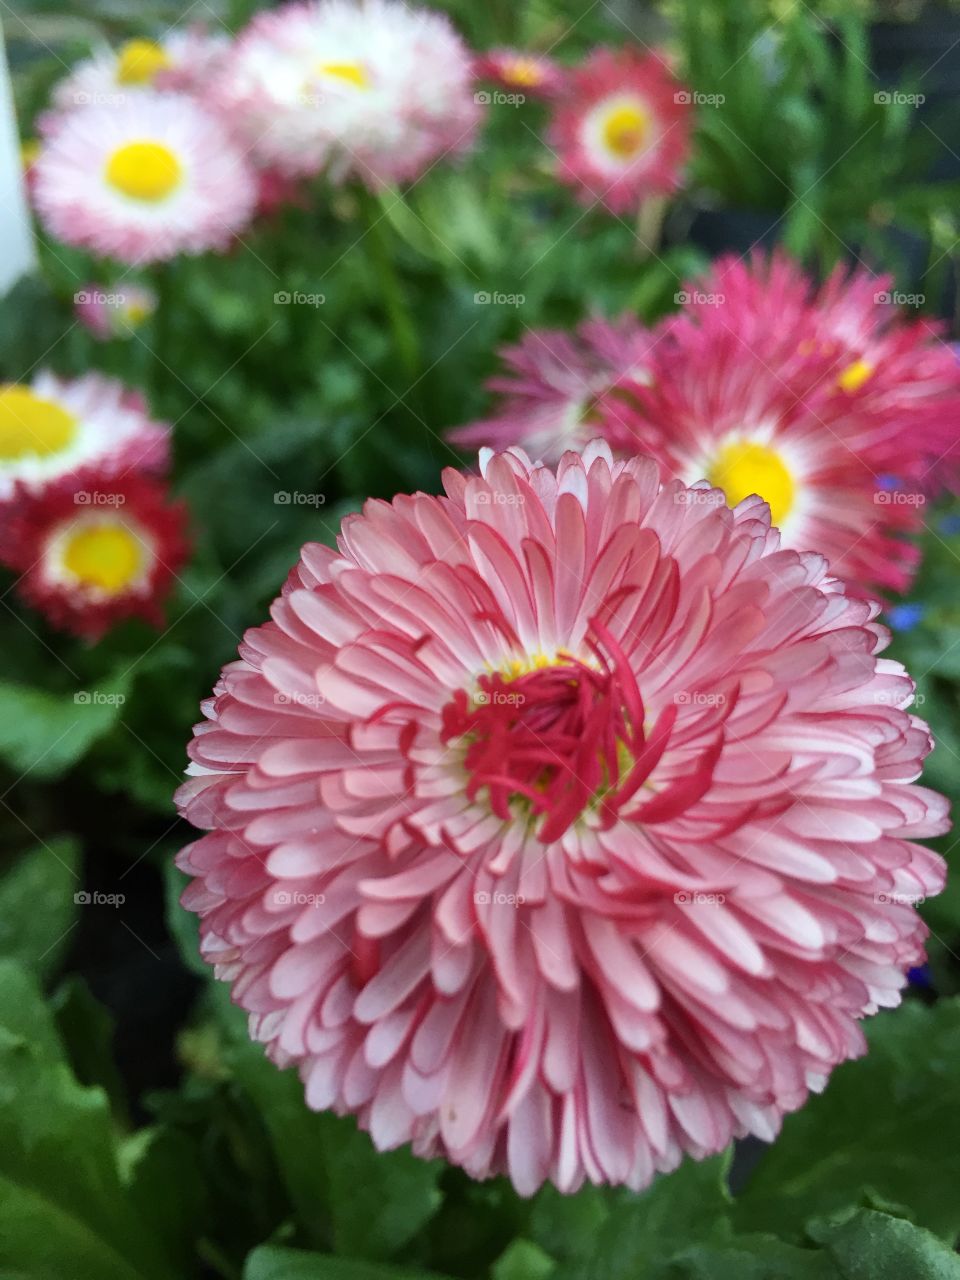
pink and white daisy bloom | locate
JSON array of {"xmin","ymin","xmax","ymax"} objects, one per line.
[
  {"xmin": 548, "ymin": 48, "xmax": 691, "ymax": 213},
  {"xmin": 175, "ymin": 442, "xmax": 946, "ymax": 1196},
  {"xmin": 51, "ymin": 29, "xmax": 231, "ymax": 110},
  {"xmin": 597, "ymin": 254, "xmax": 960, "ymax": 595},
  {"xmin": 213, "ymin": 0, "xmax": 482, "ymax": 186},
  {"xmin": 75, "ymin": 283, "xmax": 157, "ymax": 341},
  {"xmin": 32, "ymin": 91, "xmax": 257, "ymax": 265},
  {"xmin": 3, "ymin": 469, "xmax": 190, "ymax": 641},
  {"xmin": 474, "ymin": 48, "xmax": 565, "ymax": 99},
  {"xmin": 690, "ymin": 253, "xmax": 960, "ymax": 490},
  {"xmin": 449, "ymin": 316, "xmax": 654, "ymax": 464},
  {"xmin": 0, "ymin": 372, "xmax": 168, "ymax": 504}
]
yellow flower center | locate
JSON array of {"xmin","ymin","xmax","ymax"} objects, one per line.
[
  {"xmin": 836, "ymin": 358, "xmax": 874, "ymax": 394},
  {"xmin": 0, "ymin": 387, "xmax": 77, "ymax": 461},
  {"xmin": 602, "ymin": 104, "xmax": 649, "ymax": 159},
  {"xmin": 318, "ymin": 61, "xmax": 370, "ymax": 89},
  {"xmin": 706, "ymin": 439, "xmax": 796, "ymax": 527},
  {"xmin": 115, "ymin": 39, "xmax": 172, "ymax": 86},
  {"xmin": 105, "ymin": 141, "xmax": 182, "ymax": 202},
  {"xmin": 503, "ymin": 57, "xmax": 544, "ymax": 88},
  {"xmin": 61, "ymin": 522, "xmax": 144, "ymax": 595}
]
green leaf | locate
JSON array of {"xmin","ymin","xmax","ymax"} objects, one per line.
[
  {"xmin": 561, "ymin": 1152, "xmax": 732, "ymax": 1280},
  {"xmin": 244, "ymin": 1245, "xmax": 452, "ymax": 1280},
  {"xmin": 0, "ymin": 675, "xmax": 130, "ymax": 781},
  {"xmin": 0, "ymin": 837, "xmax": 80, "ymax": 976},
  {"xmin": 51, "ymin": 977, "xmax": 126, "ymax": 1119},
  {"xmin": 807, "ymin": 1208, "xmax": 960, "ymax": 1279},
  {"xmin": 0, "ymin": 963, "xmax": 177, "ymax": 1280},
  {"xmin": 735, "ymin": 999, "xmax": 960, "ymax": 1242},
  {"xmin": 229, "ymin": 1043, "xmax": 442, "ymax": 1260},
  {"xmin": 492, "ymin": 1239, "xmax": 555, "ymax": 1280}
]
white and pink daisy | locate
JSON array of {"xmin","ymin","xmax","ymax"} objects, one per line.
[
  {"xmin": 474, "ymin": 48, "xmax": 565, "ymax": 99},
  {"xmin": 175, "ymin": 442, "xmax": 946, "ymax": 1196},
  {"xmin": 549, "ymin": 47, "xmax": 691, "ymax": 213},
  {"xmin": 2, "ymin": 469, "xmax": 189, "ymax": 641},
  {"xmin": 597, "ymin": 254, "xmax": 960, "ymax": 595},
  {"xmin": 0, "ymin": 372, "xmax": 168, "ymax": 504},
  {"xmin": 75, "ymin": 282, "xmax": 157, "ymax": 341},
  {"xmin": 213, "ymin": 0, "xmax": 482, "ymax": 186},
  {"xmin": 51, "ymin": 29, "xmax": 231, "ymax": 110},
  {"xmin": 32, "ymin": 91, "xmax": 257, "ymax": 265},
  {"xmin": 449, "ymin": 316, "xmax": 654, "ymax": 463}
]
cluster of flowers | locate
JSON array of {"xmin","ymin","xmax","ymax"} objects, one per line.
[
  {"xmin": 453, "ymin": 252, "xmax": 960, "ymax": 597},
  {"xmin": 0, "ymin": 373, "xmax": 188, "ymax": 640},
  {"xmin": 174, "ymin": 254, "xmax": 957, "ymax": 1198},
  {"xmin": 26, "ymin": 3, "xmax": 692, "ymax": 271}
]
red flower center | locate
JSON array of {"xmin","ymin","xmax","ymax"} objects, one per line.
[{"xmin": 440, "ymin": 624, "xmax": 677, "ymax": 842}]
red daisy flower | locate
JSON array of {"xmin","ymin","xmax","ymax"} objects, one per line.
[
  {"xmin": 548, "ymin": 47, "xmax": 692, "ymax": 213},
  {"xmin": 2, "ymin": 469, "xmax": 190, "ymax": 641}
]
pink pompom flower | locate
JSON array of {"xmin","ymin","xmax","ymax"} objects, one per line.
[
  {"xmin": 32, "ymin": 91, "xmax": 257, "ymax": 264},
  {"xmin": 448, "ymin": 316, "xmax": 654, "ymax": 463},
  {"xmin": 2, "ymin": 469, "xmax": 190, "ymax": 641},
  {"xmin": 175, "ymin": 442, "xmax": 946, "ymax": 1196},
  {"xmin": 213, "ymin": 0, "xmax": 482, "ymax": 186},
  {"xmin": 474, "ymin": 48, "xmax": 565, "ymax": 99},
  {"xmin": 0, "ymin": 372, "xmax": 168, "ymax": 504},
  {"xmin": 548, "ymin": 47, "xmax": 692, "ymax": 213},
  {"xmin": 597, "ymin": 254, "xmax": 960, "ymax": 596}
]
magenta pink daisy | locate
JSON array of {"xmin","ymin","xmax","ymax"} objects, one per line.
[
  {"xmin": 448, "ymin": 316, "xmax": 654, "ymax": 463},
  {"xmin": 175, "ymin": 442, "xmax": 946, "ymax": 1196},
  {"xmin": 548, "ymin": 48, "xmax": 691, "ymax": 213},
  {"xmin": 597, "ymin": 254, "xmax": 960, "ymax": 595}
]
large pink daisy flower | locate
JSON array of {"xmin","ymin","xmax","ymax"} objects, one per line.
[
  {"xmin": 213, "ymin": 0, "xmax": 482, "ymax": 186},
  {"xmin": 548, "ymin": 48, "xmax": 691, "ymax": 213},
  {"xmin": 448, "ymin": 316, "xmax": 654, "ymax": 463},
  {"xmin": 597, "ymin": 254, "xmax": 960, "ymax": 595},
  {"xmin": 32, "ymin": 91, "xmax": 257, "ymax": 264},
  {"xmin": 176, "ymin": 443, "xmax": 946, "ymax": 1196}
]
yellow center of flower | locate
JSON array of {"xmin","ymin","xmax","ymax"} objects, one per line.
[
  {"xmin": 602, "ymin": 104, "xmax": 649, "ymax": 159},
  {"xmin": 105, "ymin": 141, "xmax": 182, "ymax": 202},
  {"xmin": 115, "ymin": 39, "xmax": 172, "ymax": 86},
  {"xmin": 503, "ymin": 57, "xmax": 544, "ymax": 88},
  {"xmin": 836, "ymin": 358, "xmax": 874, "ymax": 394},
  {"xmin": 61, "ymin": 522, "xmax": 144, "ymax": 594},
  {"xmin": 0, "ymin": 387, "xmax": 77, "ymax": 461},
  {"xmin": 706, "ymin": 439, "xmax": 795, "ymax": 526},
  {"xmin": 318, "ymin": 61, "xmax": 370, "ymax": 88}
]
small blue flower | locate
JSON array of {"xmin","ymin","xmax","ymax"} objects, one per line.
[
  {"xmin": 940, "ymin": 513, "xmax": 960, "ymax": 536},
  {"xmin": 908, "ymin": 964, "xmax": 932, "ymax": 989},
  {"xmin": 886, "ymin": 603, "xmax": 926, "ymax": 632},
  {"xmin": 877, "ymin": 474, "xmax": 901, "ymax": 491}
]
